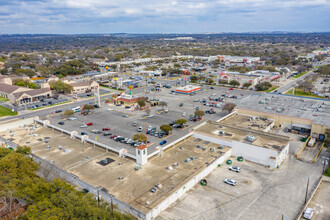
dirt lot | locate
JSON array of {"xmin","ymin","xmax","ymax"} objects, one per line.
[{"xmin": 157, "ymin": 154, "xmax": 323, "ymax": 220}]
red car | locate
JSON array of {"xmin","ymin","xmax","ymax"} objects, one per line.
[
  {"xmin": 110, "ymin": 134, "xmax": 118, "ymax": 139},
  {"xmin": 86, "ymin": 122, "xmax": 93, "ymax": 126},
  {"xmin": 229, "ymin": 88, "xmax": 234, "ymax": 90},
  {"xmin": 102, "ymin": 128, "xmax": 111, "ymax": 131}
]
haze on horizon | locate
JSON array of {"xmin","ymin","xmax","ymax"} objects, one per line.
[{"xmin": 0, "ymin": 0, "xmax": 329, "ymax": 34}]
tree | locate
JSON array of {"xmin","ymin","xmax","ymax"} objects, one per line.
[
  {"xmin": 137, "ymin": 100, "xmax": 146, "ymax": 108},
  {"xmin": 243, "ymin": 82, "xmax": 252, "ymax": 89},
  {"xmin": 229, "ymin": 80, "xmax": 240, "ymax": 87},
  {"xmin": 159, "ymin": 101, "xmax": 167, "ymax": 110},
  {"xmin": 190, "ymin": 75, "xmax": 198, "ymax": 82},
  {"xmin": 206, "ymin": 78, "xmax": 214, "ymax": 85},
  {"xmin": 28, "ymin": 82, "xmax": 41, "ymax": 89},
  {"xmin": 50, "ymin": 80, "xmax": 73, "ymax": 93},
  {"xmin": 254, "ymin": 82, "xmax": 272, "ymax": 91},
  {"xmin": 298, "ymin": 81, "xmax": 314, "ymax": 93},
  {"xmin": 15, "ymin": 146, "xmax": 31, "ymax": 155},
  {"xmin": 218, "ymin": 79, "xmax": 228, "ymax": 85},
  {"xmin": 133, "ymin": 134, "xmax": 147, "ymax": 143},
  {"xmin": 160, "ymin": 125, "xmax": 173, "ymax": 133},
  {"xmin": 175, "ymin": 118, "xmax": 187, "ymax": 125},
  {"xmin": 324, "ymin": 129, "xmax": 330, "ymax": 151},
  {"xmin": 223, "ymin": 103, "xmax": 236, "ymax": 112},
  {"xmin": 83, "ymin": 104, "xmax": 94, "ymax": 113},
  {"xmin": 16, "ymin": 81, "xmax": 26, "ymax": 87},
  {"xmin": 64, "ymin": 110, "xmax": 74, "ymax": 118},
  {"xmin": 317, "ymin": 65, "xmax": 330, "ymax": 77},
  {"xmin": 144, "ymin": 108, "xmax": 151, "ymax": 116},
  {"xmin": 194, "ymin": 110, "xmax": 205, "ymax": 118}
]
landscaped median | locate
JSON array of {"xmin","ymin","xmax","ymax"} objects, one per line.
[
  {"xmin": 292, "ymin": 70, "xmax": 310, "ymax": 78},
  {"xmin": 0, "ymin": 105, "xmax": 18, "ymax": 117},
  {"xmin": 285, "ymin": 89, "xmax": 325, "ymax": 98},
  {"xmin": 28, "ymin": 100, "xmax": 72, "ymax": 110},
  {"xmin": 265, "ymin": 86, "xmax": 279, "ymax": 93}
]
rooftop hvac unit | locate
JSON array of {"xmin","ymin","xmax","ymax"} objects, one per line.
[
  {"xmin": 247, "ymin": 135, "xmax": 256, "ymax": 142},
  {"xmin": 219, "ymin": 130, "xmax": 226, "ymax": 135},
  {"xmin": 265, "ymin": 97, "xmax": 271, "ymax": 101},
  {"xmin": 266, "ymin": 106, "xmax": 272, "ymax": 110},
  {"xmin": 259, "ymin": 100, "xmax": 265, "ymax": 104}
]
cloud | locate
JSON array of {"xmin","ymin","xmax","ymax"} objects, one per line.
[{"xmin": 0, "ymin": 0, "xmax": 329, "ymax": 33}]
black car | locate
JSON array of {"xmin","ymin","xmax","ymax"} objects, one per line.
[
  {"xmin": 81, "ymin": 132, "xmax": 88, "ymax": 135},
  {"xmin": 58, "ymin": 122, "xmax": 64, "ymax": 125},
  {"xmin": 210, "ymin": 87, "xmax": 214, "ymax": 89},
  {"xmin": 179, "ymin": 103, "xmax": 183, "ymax": 107},
  {"xmin": 55, "ymin": 110, "xmax": 62, "ymax": 113}
]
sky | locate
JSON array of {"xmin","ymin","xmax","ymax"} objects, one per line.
[{"xmin": 0, "ymin": 0, "xmax": 329, "ymax": 34}]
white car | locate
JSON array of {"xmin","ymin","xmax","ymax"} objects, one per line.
[
  {"xmin": 107, "ymin": 108, "xmax": 113, "ymax": 111},
  {"xmin": 147, "ymin": 115, "xmax": 154, "ymax": 118},
  {"xmin": 80, "ymin": 124, "xmax": 87, "ymax": 128},
  {"xmin": 228, "ymin": 166, "xmax": 240, "ymax": 173},
  {"xmin": 303, "ymin": 208, "xmax": 315, "ymax": 220},
  {"xmin": 182, "ymin": 112, "xmax": 186, "ymax": 116},
  {"xmin": 68, "ymin": 117, "xmax": 77, "ymax": 121},
  {"xmin": 224, "ymin": 179, "xmax": 236, "ymax": 186},
  {"xmin": 137, "ymin": 127, "xmax": 143, "ymax": 132}
]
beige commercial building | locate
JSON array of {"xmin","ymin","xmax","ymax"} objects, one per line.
[
  {"xmin": 235, "ymin": 94, "xmax": 330, "ymax": 139},
  {"xmin": 69, "ymin": 80, "xmax": 99, "ymax": 94}
]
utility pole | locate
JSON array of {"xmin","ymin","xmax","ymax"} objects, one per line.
[
  {"xmin": 304, "ymin": 178, "xmax": 309, "ymax": 204},
  {"xmin": 97, "ymin": 189, "xmax": 100, "ymax": 206}
]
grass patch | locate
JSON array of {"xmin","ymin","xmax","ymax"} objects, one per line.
[
  {"xmin": 29, "ymin": 100, "xmax": 72, "ymax": 110},
  {"xmin": 265, "ymin": 86, "xmax": 279, "ymax": 93},
  {"xmin": 285, "ymin": 89, "xmax": 324, "ymax": 98},
  {"xmin": 293, "ymin": 70, "xmax": 309, "ymax": 78},
  {"xmin": 0, "ymin": 97, "xmax": 9, "ymax": 102},
  {"xmin": 325, "ymin": 167, "xmax": 330, "ymax": 177},
  {"xmin": 100, "ymin": 85, "xmax": 124, "ymax": 91},
  {"xmin": 0, "ymin": 105, "xmax": 18, "ymax": 117}
]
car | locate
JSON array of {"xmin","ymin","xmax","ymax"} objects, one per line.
[
  {"xmin": 125, "ymin": 106, "xmax": 131, "ymax": 109},
  {"xmin": 114, "ymin": 136, "xmax": 124, "ymax": 142},
  {"xmin": 80, "ymin": 124, "xmax": 87, "ymax": 128},
  {"xmin": 91, "ymin": 129, "xmax": 102, "ymax": 134},
  {"xmin": 210, "ymin": 86, "xmax": 214, "ymax": 89},
  {"xmin": 154, "ymin": 132, "xmax": 159, "ymax": 137},
  {"xmin": 273, "ymin": 90, "xmax": 278, "ymax": 93},
  {"xmin": 55, "ymin": 110, "xmax": 62, "ymax": 113},
  {"xmin": 126, "ymin": 139, "xmax": 134, "ymax": 144},
  {"xmin": 122, "ymin": 114, "xmax": 128, "ymax": 118},
  {"xmin": 110, "ymin": 134, "xmax": 118, "ymax": 139},
  {"xmin": 182, "ymin": 112, "xmax": 186, "ymax": 116},
  {"xmin": 81, "ymin": 132, "xmax": 88, "ymax": 135},
  {"xmin": 150, "ymin": 187, "xmax": 157, "ymax": 193},
  {"xmin": 107, "ymin": 108, "xmax": 113, "ymax": 111},
  {"xmin": 68, "ymin": 117, "xmax": 77, "ymax": 121},
  {"xmin": 228, "ymin": 166, "xmax": 240, "ymax": 173},
  {"xmin": 193, "ymin": 99, "xmax": 200, "ymax": 102},
  {"xmin": 179, "ymin": 103, "xmax": 183, "ymax": 107},
  {"xmin": 303, "ymin": 208, "xmax": 315, "ymax": 220},
  {"xmin": 58, "ymin": 122, "xmax": 64, "ymax": 125},
  {"xmin": 116, "ymin": 104, "xmax": 122, "ymax": 106},
  {"xmin": 48, "ymin": 101, "xmax": 53, "ymax": 104},
  {"xmin": 137, "ymin": 127, "xmax": 143, "ymax": 132},
  {"xmin": 93, "ymin": 104, "xmax": 99, "ymax": 108},
  {"xmin": 86, "ymin": 122, "xmax": 93, "ymax": 126},
  {"xmin": 164, "ymin": 108, "xmax": 168, "ymax": 112},
  {"xmin": 103, "ymin": 131, "xmax": 112, "ymax": 136},
  {"xmin": 195, "ymin": 107, "xmax": 199, "ymax": 110},
  {"xmin": 160, "ymin": 140, "xmax": 167, "ymax": 145},
  {"xmin": 102, "ymin": 128, "xmax": 111, "ymax": 131},
  {"xmin": 147, "ymin": 115, "xmax": 154, "ymax": 118},
  {"xmin": 224, "ymin": 179, "xmax": 236, "ymax": 186}
]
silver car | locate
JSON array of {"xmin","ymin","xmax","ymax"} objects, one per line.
[
  {"xmin": 224, "ymin": 179, "xmax": 236, "ymax": 186},
  {"xmin": 228, "ymin": 166, "xmax": 240, "ymax": 173}
]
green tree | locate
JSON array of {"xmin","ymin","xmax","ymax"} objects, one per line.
[
  {"xmin": 133, "ymin": 134, "xmax": 147, "ymax": 142},
  {"xmin": 229, "ymin": 80, "xmax": 240, "ymax": 87},
  {"xmin": 175, "ymin": 118, "xmax": 187, "ymax": 125},
  {"xmin": 254, "ymin": 82, "xmax": 272, "ymax": 91},
  {"xmin": 64, "ymin": 110, "xmax": 74, "ymax": 118},
  {"xmin": 324, "ymin": 129, "xmax": 330, "ymax": 151},
  {"xmin": 160, "ymin": 124, "xmax": 173, "ymax": 133},
  {"xmin": 243, "ymin": 82, "xmax": 252, "ymax": 89},
  {"xmin": 206, "ymin": 78, "xmax": 214, "ymax": 85},
  {"xmin": 28, "ymin": 82, "xmax": 41, "ymax": 89},
  {"xmin": 218, "ymin": 79, "xmax": 228, "ymax": 85},
  {"xmin": 50, "ymin": 80, "xmax": 73, "ymax": 93},
  {"xmin": 137, "ymin": 100, "xmax": 146, "ymax": 108},
  {"xmin": 190, "ymin": 75, "xmax": 198, "ymax": 82},
  {"xmin": 83, "ymin": 104, "xmax": 94, "ymax": 113},
  {"xmin": 16, "ymin": 81, "xmax": 26, "ymax": 87},
  {"xmin": 194, "ymin": 110, "xmax": 205, "ymax": 118},
  {"xmin": 223, "ymin": 103, "xmax": 236, "ymax": 112},
  {"xmin": 16, "ymin": 146, "xmax": 31, "ymax": 155}
]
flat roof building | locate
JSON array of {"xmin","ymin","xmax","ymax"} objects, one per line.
[{"xmin": 175, "ymin": 85, "xmax": 201, "ymax": 94}]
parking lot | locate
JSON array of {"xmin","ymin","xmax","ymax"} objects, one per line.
[
  {"xmin": 18, "ymin": 97, "xmax": 70, "ymax": 111},
  {"xmin": 47, "ymin": 84, "xmax": 257, "ymax": 155},
  {"xmin": 157, "ymin": 154, "xmax": 324, "ymax": 220}
]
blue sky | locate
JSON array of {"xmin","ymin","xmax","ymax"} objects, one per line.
[{"xmin": 0, "ymin": 0, "xmax": 329, "ymax": 34}]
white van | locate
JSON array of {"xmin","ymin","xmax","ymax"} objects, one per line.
[{"xmin": 72, "ymin": 106, "xmax": 81, "ymax": 112}]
